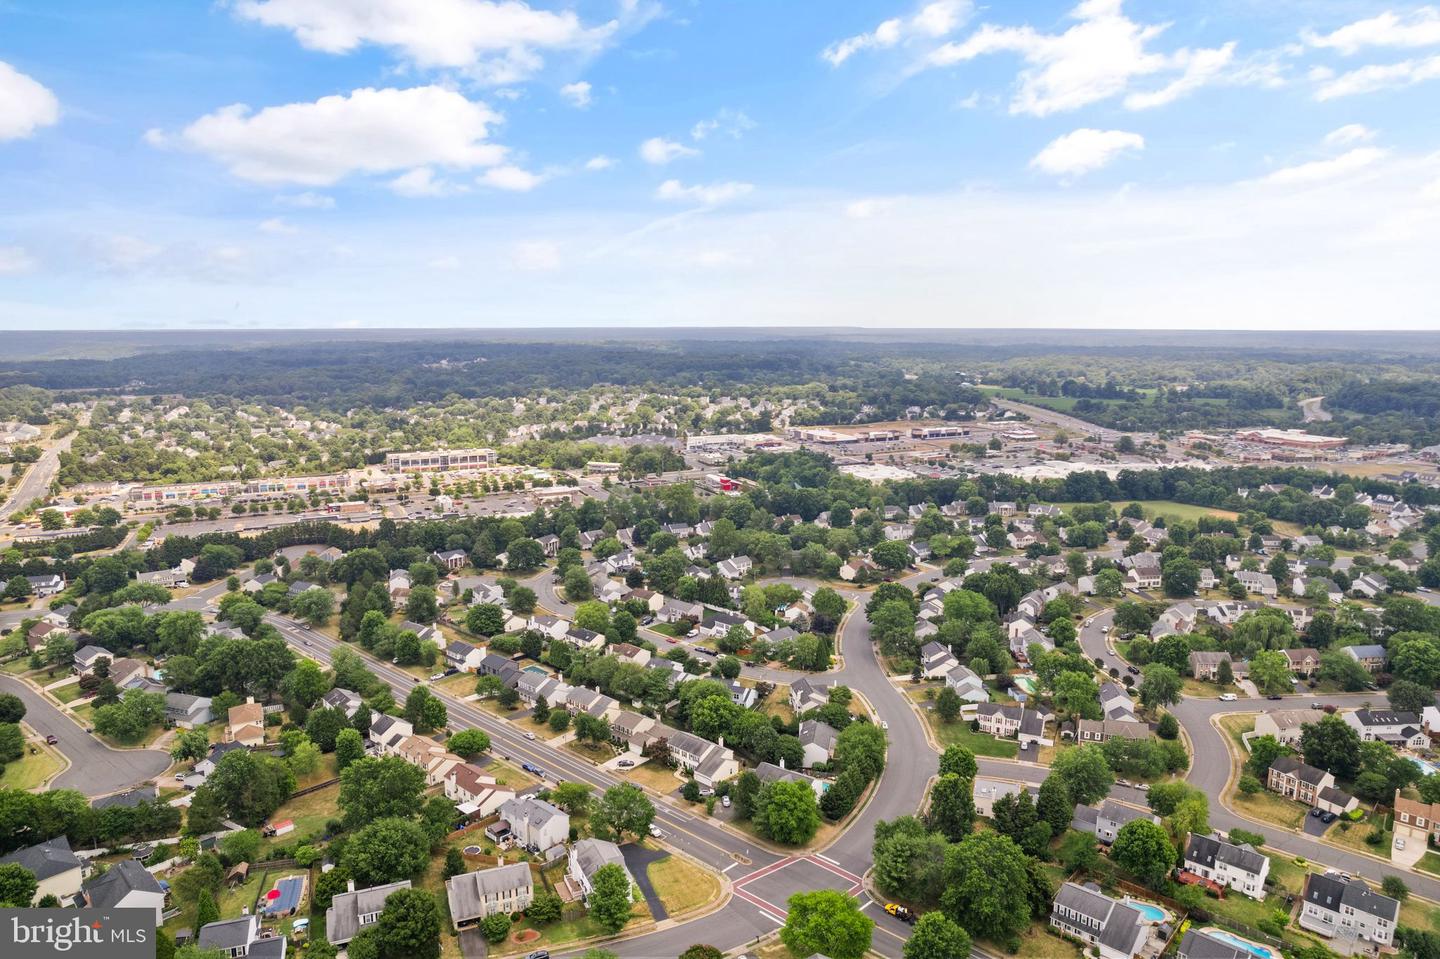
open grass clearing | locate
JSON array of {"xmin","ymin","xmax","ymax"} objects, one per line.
[
  {"xmin": 645, "ymin": 851, "xmax": 721, "ymax": 915},
  {"xmin": 0, "ymin": 738, "xmax": 65, "ymax": 789}
]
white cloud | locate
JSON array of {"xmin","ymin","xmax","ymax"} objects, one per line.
[
  {"xmin": 1304, "ymin": 8, "xmax": 1440, "ymax": 54},
  {"xmin": 479, "ymin": 164, "xmax": 543, "ymax": 191},
  {"xmin": 1031, "ymin": 128, "xmax": 1144, "ymax": 176},
  {"xmin": 511, "ymin": 240, "xmax": 560, "ymax": 270},
  {"xmin": 691, "ymin": 109, "xmax": 755, "ymax": 141},
  {"xmin": 845, "ymin": 197, "xmax": 898, "ymax": 218},
  {"xmin": 584, "ymin": 154, "xmax": 615, "ymax": 170},
  {"xmin": 559, "ymin": 81, "xmax": 592, "ymax": 108},
  {"xmin": 163, "ymin": 86, "xmax": 506, "ymax": 186},
  {"xmin": 0, "ymin": 61, "xmax": 60, "ymax": 141},
  {"xmin": 1324, "ymin": 123, "xmax": 1376, "ymax": 146},
  {"xmin": 230, "ymin": 0, "xmax": 617, "ymax": 83},
  {"xmin": 0, "ymin": 245, "xmax": 37, "ymax": 275},
  {"xmin": 389, "ymin": 166, "xmax": 458, "ymax": 197},
  {"xmin": 823, "ymin": 1, "xmax": 972, "ymax": 66},
  {"xmin": 639, "ymin": 136, "xmax": 699, "ymax": 164},
  {"xmin": 1261, "ymin": 147, "xmax": 1387, "ymax": 185},
  {"xmin": 259, "ymin": 217, "xmax": 298, "ymax": 234},
  {"xmin": 655, "ymin": 179, "xmax": 753, "ymax": 206},
  {"xmin": 276, "ymin": 191, "xmax": 336, "ymax": 209},
  {"xmin": 97, "ymin": 235, "xmax": 162, "ymax": 271},
  {"xmin": 926, "ymin": 0, "xmax": 1240, "ymax": 116},
  {"xmin": 428, "ymin": 255, "xmax": 462, "ymax": 270},
  {"xmin": 1313, "ymin": 55, "xmax": 1440, "ymax": 98}
]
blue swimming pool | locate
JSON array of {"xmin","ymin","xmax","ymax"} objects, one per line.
[
  {"xmin": 1201, "ymin": 928, "xmax": 1277, "ymax": 959},
  {"xmin": 522, "ymin": 664, "xmax": 548, "ymax": 675},
  {"xmin": 1125, "ymin": 902, "xmax": 1166, "ymax": 923},
  {"xmin": 1409, "ymin": 756, "xmax": 1439, "ymax": 777}
]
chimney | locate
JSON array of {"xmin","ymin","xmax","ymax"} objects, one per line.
[{"xmin": 346, "ymin": 879, "xmax": 356, "ymax": 893}]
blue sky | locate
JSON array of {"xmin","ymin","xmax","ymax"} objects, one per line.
[{"xmin": 2, "ymin": 0, "xmax": 1440, "ymax": 330}]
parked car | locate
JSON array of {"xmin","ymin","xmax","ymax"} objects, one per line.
[
  {"xmin": 1126, "ymin": 665, "xmax": 1140, "ymax": 675},
  {"xmin": 1219, "ymin": 693, "xmax": 1237, "ymax": 701},
  {"xmin": 1310, "ymin": 808, "xmax": 1323, "ymax": 818},
  {"xmin": 1267, "ymin": 694, "xmax": 1284, "ymax": 701},
  {"xmin": 521, "ymin": 762, "xmax": 542, "ymax": 774},
  {"xmin": 45, "ymin": 734, "xmax": 58, "ymax": 745},
  {"xmin": 722, "ymin": 795, "xmax": 731, "ymax": 808},
  {"xmin": 1310, "ymin": 702, "xmax": 1324, "ymax": 709},
  {"xmin": 884, "ymin": 904, "xmax": 916, "ymax": 923},
  {"xmin": 617, "ymin": 759, "xmax": 635, "ymax": 768},
  {"xmin": 1321, "ymin": 812, "xmax": 1336, "ymax": 823}
]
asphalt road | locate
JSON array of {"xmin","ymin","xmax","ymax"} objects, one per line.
[
  {"xmin": 0, "ymin": 673, "xmax": 172, "ymax": 797},
  {"xmin": 0, "ymin": 422, "xmax": 81, "ymax": 520}
]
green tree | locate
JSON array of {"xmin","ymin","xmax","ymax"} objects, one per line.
[
  {"xmin": 1037, "ymin": 775, "xmax": 1074, "ymax": 836},
  {"xmin": 305, "ymin": 706, "xmax": 348, "ymax": 752},
  {"xmin": 588, "ymin": 863, "xmax": 634, "ymax": 933},
  {"xmin": 344, "ymin": 817, "xmax": 431, "ymax": 886},
  {"xmin": 938, "ymin": 745, "xmax": 977, "ymax": 779},
  {"xmin": 754, "ymin": 779, "xmax": 822, "ymax": 844},
  {"xmin": 904, "ymin": 911, "xmax": 972, "ymax": 959},
  {"xmin": 465, "ymin": 604, "xmax": 506, "ymax": 636},
  {"xmin": 926, "ymin": 773, "xmax": 974, "ymax": 841},
  {"xmin": 195, "ymin": 888, "xmax": 220, "ymax": 929},
  {"xmin": 1049, "ymin": 743, "xmax": 1114, "ymax": 805},
  {"xmin": 679, "ymin": 947, "xmax": 724, "ymax": 959},
  {"xmin": 594, "ymin": 783, "xmax": 654, "ymax": 842},
  {"xmin": 1300, "ymin": 713, "xmax": 1363, "ymax": 779},
  {"xmin": 933, "ymin": 687, "xmax": 961, "ymax": 723},
  {"xmin": 480, "ymin": 912, "xmax": 511, "ymax": 943},
  {"xmin": 1112, "ymin": 819, "xmax": 1176, "ymax": 889},
  {"xmin": 526, "ymin": 891, "xmax": 564, "ymax": 923},
  {"xmin": 1139, "ymin": 663, "xmax": 1182, "ymax": 708},
  {"xmin": 339, "ymin": 757, "xmax": 427, "ymax": 828},
  {"xmin": 1248, "ymin": 649, "xmax": 1293, "ymax": 697},
  {"xmin": 448, "ymin": 729, "xmax": 491, "ymax": 758},
  {"xmin": 374, "ymin": 887, "xmax": 443, "ymax": 959},
  {"xmin": 291, "ymin": 587, "xmax": 336, "ymax": 627},
  {"xmin": 0, "ymin": 862, "xmax": 38, "ymax": 906},
  {"xmin": 335, "ymin": 727, "xmax": 365, "ymax": 771},
  {"xmin": 170, "ymin": 728, "xmax": 211, "ymax": 763},
  {"xmin": 780, "ymin": 889, "xmax": 874, "ymax": 959},
  {"xmin": 940, "ymin": 831, "xmax": 1033, "ymax": 943}
]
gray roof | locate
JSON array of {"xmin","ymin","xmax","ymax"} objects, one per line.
[
  {"xmin": 572, "ymin": 838, "xmax": 627, "ymax": 881},
  {"xmin": 1053, "ymin": 882, "xmax": 1146, "ymax": 955},
  {"xmin": 1178, "ymin": 929, "xmax": 1252, "ymax": 959},
  {"xmin": 1303, "ymin": 873, "xmax": 1399, "ymax": 923},
  {"xmin": 798, "ymin": 720, "xmax": 839, "ymax": 751},
  {"xmin": 498, "ymin": 795, "xmax": 566, "ymax": 832},
  {"xmin": 198, "ymin": 916, "xmax": 286, "ymax": 959},
  {"xmin": 1270, "ymin": 755, "xmax": 1330, "ymax": 786},
  {"xmin": 84, "ymin": 859, "xmax": 164, "ymax": 908},
  {"xmin": 1184, "ymin": 833, "xmax": 1267, "ymax": 877},
  {"xmin": 446, "ymin": 863, "xmax": 534, "ymax": 923},
  {"xmin": 1344, "ymin": 644, "xmax": 1387, "ymax": 659},
  {"xmin": 91, "ymin": 786, "xmax": 158, "ymax": 810},
  {"xmin": 325, "ymin": 880, "xmax": 411, "ymax": 944},
  {"xmin": 0, "ymin": 835, "xmax": 81, "ymax": 881}
]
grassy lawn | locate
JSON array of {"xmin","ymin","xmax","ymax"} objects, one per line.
[
  {"xmin": 1231, "ymin": 788, "xmax": 1307, "ymax": 830},
  {"xmin": 1324, "ymin": 817, "xmax": 1389, "ymax": 858},
  {"xmin": 1416, "ymin": 851, "xmax": 1440, "ymax": 877},
  {"xmin": 759, "ymin": 686, "xmax": 795, "ymax": 726},
  {"xmin": 498, "ymin": 901, "xmax": 651, "ymax": 957},
  {"xmin": 292, "ymin": 752, "xmax": 339, "ymax": 792},
  {"xmin": 433, "ymin": 671, "xmax": 478, "ymax": 697},
  {"xmin": 50, "ymin": 680, "xmax": 86, "ymax": 704},
  {"xmin": 999, "ymin": 923, "xmax": 1086, "ymax": 959},
  {"xmin": 566, "ymin": 740, "xmax": 617, "ymax": 764},
  {"xmin": 1218, "ymin": 714, "xmax": 1255, "ymax": 751},
  {"xmin": 2, "ymin": 658, "xmax": 44, "ymax": 676},
  {"xmin": 1183, "ymin": 678, "xmax": 1240, "ymax": 699},
  {"xmin": 257, "ymin": 782, "xmax": 339, "ymax": 853},
  {"xmin": 1399, "ymin": 895, "xmax": 1440, "ymax": 933},
  {"xmin": 0, "ymin": 739, "xmax": 65, "ymax": 789},
  {"xmin": 645, "ymin": 851, "xmax": 721, "ymax": 915},
  {"xmin": 484, "ymin": 756, "xmax": 542, "ymax": 791},
  {"xmin": 925, "ymin": 713, "xmax": 1019, "ymax": 759},
  {"xmin": 621, "ymin": 760, "xmax": 681, "ymax": 794}
]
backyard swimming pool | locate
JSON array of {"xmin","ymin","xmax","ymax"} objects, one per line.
[
  {"xmin": 522, "ymin": 664, "xmax": 548, "ymax": 675},
  {"xmin": 1200, "ymin": 927, "xmax": 1277, "ymax": 959},
  {"xmin": 1124, "ymin": 900, "xmax": 1167, "ymax": 923},
  {"xmin": 1409, "ymin": 756, "xmax": 1439, "ymax": 777}
]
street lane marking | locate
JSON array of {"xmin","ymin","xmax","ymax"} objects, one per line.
[{"xmin": 722, "ymin": 863, "xmax": 736, "ymax": 874}]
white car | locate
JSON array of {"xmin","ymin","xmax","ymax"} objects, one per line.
[
  {"xmin": 1219, "ymin": 693, "xmax": 1238, "ymax": 701},
  {"xmin": 722, "ymin": 795, "xmax": 731, "ymax": 808},
  {"xmin": 880, "ymin": 720, "xmax": 889, "ymax": 730},
  {"xmin": 648, "ymin": 823, "xmax": 664, "ymax": 839},
  {"xmin": 525, "ymin": 731, "xmax": 536, "ymax": 740}
]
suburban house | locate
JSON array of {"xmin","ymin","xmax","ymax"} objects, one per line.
[
  {"xmin": 443, "ymin": 764, "xmax": 512, "ymax": 816},
  {"xmin": 657, "ymin": 598, "xmax": 704, "ymax": 624},
  {"xmin": 517, "ymin": 673, "xmax": 570, "ymax": 708},
  {"xmin": 1267, "ymin": 756, "xmax": 1334, "ymax": 805},
  {"xmin": 567, "ymin": 839, "xmax": 633, "ymax": 904},
  {"xmin": 1049, "ymin": 882, "xmax": 1149, "ymax": 959},
  {"xmin": 1392, "ymin": 792, "xmax": 1440, "ymax": 868},
  {"xmin": 1298, "ymin": 873, "xmax": 1398, "ymax": 947},
  {"xmin": 319, "ymin": 687, "xmax": 363, "ymax": 718},
  {"xmin": 1188, "ymin": 651, "xmax": 1233, "ymax": 682},
  {"xmin": 165, "ymin": 692, "xmax": 214, "ymax": 729},
  {"xmin": 612, "ymin": 643, "xmax": 652, "ymax": 667},
  {"xmin": 528, "ymin": 615, "xmax": 571, "ymax": 642},
  {"xmin": 81, "ymin": 859, "xmax": 167, "ymax": 925},
  {"xmin": 0, "ymin": 836, "xmax": 83, "ymax": 904},
  {"xmin": 943, "ymin": 664, "xmax": 989, "ymax": 703},
  {"xmin": 1070, "ymin": 800, "xmax": 1158, "ymax": 845},
  {"xmin": 432, "ymin": 549, "xmax": 467, "ymax": 571},
  {"xmin": 445, "ymin": 640, "xmax": 488, "ymax": 673},
  {"xmin": 326, "ymin": 879, "xmax": 412, "ymax": 945},
  {"xmin": 754, "ymin": 761, "xmax": 827, "ymax": 799},
  {"xmin": 445, "ymin": 863, "xmax": 535, "ymax": 927},
  {"xmin": 1074, "ymin": 719, "xmax": 1151, "ymax": 745},
  {"xmin": 973, "ymin": 778, "xmax": 1039, "ymax": 818},
  {"xmin": 565, "ymin": 687, "xmax": 619, "ymax": 721},
  {"xmin": 1235, "ymin": 571, "xmax": 1278, "ymax": 597},
  {"xmin": 476, "ymin": 653, "xmax": 522, "ymax": 688},
  {"xmin": 1343, "ymin": 708, "xmax": 1428, "ymax": 748},
  {"xmin": 394, "ymin": 734, "xmax": 463, "ymax": 785},
  {"xmin": 1126, "ymin": 565, "xmax": 1162, "ymax": 591},
  {"xmin": 73, "ymin": 644, "xmax": 112, "ymax": 673},
  {"xmin": 1099, "ymin": 683, "xmax": 1137, "ymax": 722},
  {"xmin": 399, "ymin": 620, "xmax": 440, "ymax": 646},
  {"xmin": 1182, "ymin": 833, "xmax": 1270, "ymax": 899},
  {"xmin": 1178, "ymin": 928, "xmax": 1257, "ymax": 959},
  {"xmin": 976, "ymin": 703, "xmax": 1052, "ymax": 747},
  {"xmin": 788, "ymin": 676, "xmax": 836, "ymax": 714},
  {"xmin": 665, "ymin": 730, "xmax": 739, "ymax": 787},
  {"xmin": 725, "ymin": 679, "xmax": 758, "ymax": 709},
  {"xmin": 797, "ymin": 720, "xmax": 839, "ymax": 768},
  {"xmin": 223, "ymin": 698, "xmax": 266, "ymax": 747},
  {"xmin": 919, "ymin": 641, "xmax": 959, "ymax": 679},
  {"xmin": 368, "ymin": 713, "xmax": 414, "ymax": 753},
  {"xmin": 1342, "ymin": 644, "xmax": 1388, "ymax": 672},
  {"xmin": 1282, "ymin": 648, "xmax": 1322, "ymax": 677},
  {"xmin": 563, "ymin": 627, "xmax": 606, "ymax": 652},
  {"xmin": 496, "ymin": 795, "xmax": 570, "ymax": 852},
  {"xmin": 197, "ymin": 915, "xmax": 287, "ymax": 959},
  {"xmin": 1253, "ymin": 709, "xmax": 1323, "ymax": 746},
  {"xmin": 717, "ymin": 555, "xmax": 753, "ymax": 579}
]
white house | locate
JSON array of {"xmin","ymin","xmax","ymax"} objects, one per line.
[
  {"xmin": 1182, "ymin": 833, "xmax": 1270, "ymax": 899},
  {"xmin": 1299, "ymin": 873, "xmax": 1398, "ymax": 947}
]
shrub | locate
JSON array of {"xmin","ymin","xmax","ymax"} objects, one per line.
[{"xmin": 480, "ymin": 912, "xmax": 511, "ymax": 943}]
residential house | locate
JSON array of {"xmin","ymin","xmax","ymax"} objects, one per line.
[
  {"xmin": 1074, "ymin": 720, "xmax": 1151, "ymax": 745},
  {"xmin": 1393, "ymin": 792, "xmax": 1440, "ymax": 868},
  {"xmin": 1351, "ymin": 573, "xmax": 1389, "ymax": 599},
  {"xmin": 1182, "ymin": 833, "xmax": 1270, "ymax": 899},
  {"xmin": 536, "ymin": 534, "xmax": 560, "ymax": 558},
  {"xmin": 1236, "ymin": 570, "xmax": 1278, "ymax": 598},
  {"xmin": 476, "ymin": 653, "xmax": 522, "ymax": 688},
  {"xmin": 445, "ymin": 640, "xmax": 488, "ymax": 673},
  {"xmin": 838, "ymin": 557, "xmax": 877, "ymax": 582},
  {"xmin": 797, "ymin": 720, "xmax": 839, "ymax": 769},
  {"xmin": 81, "ymin": 859, "xmax": 167, "ymax": 925},
  {"xmin": 754, "ymin": 761, "xmax": 827, "ymax": 799},
  {"xmin": 726, "ymin": 679, "xmax": 758, "ymax": 709},
  {"xmin": 1098, "ymin": 683, "xmax": 1137, "ymax": 723},
  {"xmin": 223, "ymin": 698, "xmax": 266, "ymax": 747},
  {"xmin": 665, "ymin": 731, "xmax": 739, "ymax": 787},
  {"xmin": 1299, "ymin": 873, "xmax": 1398, "ymax": 947},
  {"xmin": 496, "ymin": 795, "xmax": 570, "ymax": 851},
  {"xmin": 319, "ymin": 687, "xmax": 363, "ymax": 718},
  {"xmin": 1178, "ymin": 929, "xmax": 1257, "ymax": 959},
  {"xmin": 517, "ymin": 673, "xmax": 570, "ymax": 708},
  {"xmin": 920, "ymin": 641, "xmax": 959, "ymax": 680},
  {"xmin": 367, "ymin": 713, "xmax": 414, "ymax": 754},
  {"xmin": 564, "ymin": 627, "xmax": 606, "ymax": 652},
  {"xmin": 1253, "ymin": 709, "xmax": 1323, "ymax": 746},
  {"xmin": 394, "ymin": 734, "xmax": 464, "ymax": 785},
  {"xmin": 973, "ymin": 777, "xmax": 1040, "ymax": 818},
  {"xmin": 1189, "ymin": 651, "xmax": 1233, "ymax": 682},
  {"xmin": 528, "ymin": 615, "xmax": 571, "ymax": 643},
  {"xmin": 1267, "ymin": 756, "xmax": 1334, "ymax": 805},
  {"xmin": 698, "ymin": 609, "xmax": 752, "ymax": 641},
  {"xmin": 73, "ymin": 644, "xmax": 112, "ymax": 674},
  {"xmin": 1342, "ymin": 644, "xmax": 1388, "ymax": 672},
  {"xmin": 446, "ymin": 863, "xmax": 535, "ymax": 927},
  {"xmin": 612, "ymin": 643, "xmax": 652, "ymax": 667},
  {"xmin": 1126, "ymin": 564, "xmax": 1162, "ymax": 591},
  {"xmin": 91, "ymin": 786, "xmax": 157, "ymax": 811},
  {"xmin": 105, "ymin": 657, "xmax": 150, "ymax": 690},
  {"xmin": 1070, "ymin": 800, "xmax": 1158, "ymax": 845},
  {"xmin": 565, "ymin": 687, "xmax": 619, "ymax": 721},
  {"xmin": 1049, "ymin": 882, "xmax": 1149, "ymax": 959},
  {"xmin": 0, "ymin": 836, "xmax": 83, "ymax": 905},
  {"xmin": 567, "ymin": 839, "xmax": 633, "ymax": 904},
  {"xmin": 326, "ymin": 879, "xmax": 412, "ymax": 945},
  {"xmin": 1343, "ymin": 708, "xmax": 1428, "ymax": 748},
  {"xmin": 165, "ymin": 693, "xmax": 213, "ymax": 729},
  {"xmin": 1283, "ymin": 648, "xmax": 1322, "ymax": 677},
  {"xmin": 717, "ymin": 555, "xmax": 753, "ymax": 580},
  {"xmin": 657, "ymin": 598, "xmax": 704, "ymax": 625},
  {"xmin": 610, "ymin": 711, "xmax": 662, "ymax": 755},
  {"xmin": 977, "ymin": 703, "xmax": 1052, "ymax": 746},
  {"xmin": 442, "ymin": 764, "xmax": 513, "ymax": 817},
  {"xmin": 788, "ymin": 676, "xmax": 835, "ymax": 714},
  {"xmin": 432, "ymin": 549, "xmax": 467, "ymax": 572},
  {"xmin": 399, "ymin": 620, "xmax": 440, "ymax": 646},
  {"xmin": 197, "ymin": 916, "xmax": 287, "ymax": 959},
  {"xmin": 944, "ymin": 664, "xmax": 989, "ymax": 703}
]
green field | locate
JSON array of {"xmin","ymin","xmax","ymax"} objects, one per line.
[{"xmin": 924, "ymin": 712, "xmax": 1019, "ymax": 759}]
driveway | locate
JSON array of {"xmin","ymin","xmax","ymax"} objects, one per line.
[
  {"xmin": 456, "ymin": 927, "xmax": 488, "ymax": 959},
  {"xmin": 620, "ymin": 842, "xmax": 672, "ymax": 921},
  {"xmin": 0, "ymin": 674, "xmax": 172, "ymax": 796}
]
